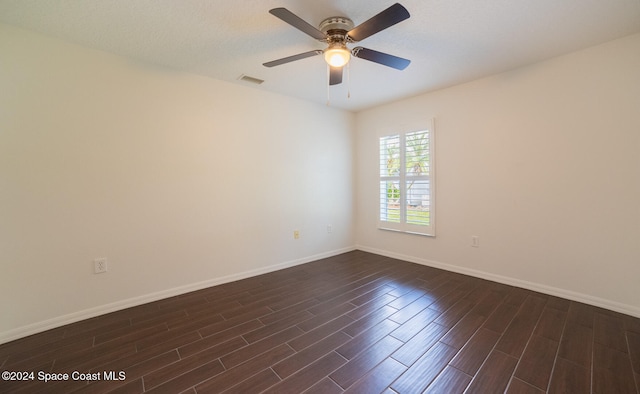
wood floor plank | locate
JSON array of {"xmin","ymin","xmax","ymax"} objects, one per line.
[
  {"xmin": 53, "ymin": 342, "xmax": 138, "ymax": 373},
  {"xmin": 315, "ymin": 275, "xmax": 391, "ymax": 304},
  {"xmin": 628, "ymin": 331, "xmax": 640, "ymax": 374},
  {"xmin": 195, "ymin": 344, "xmax": 294, "ymax": 394},
  {"xmin": 557, "ymin": 322, "xmax": 593, "ymax": 368},
  {"xmin": 449, "ymin": 328, "xmax": 501, "ymax": 376},
  {"xmin": 422, "ymin": 365, "xmax": 472, "ymax": 394},
  {"xmin": 388, "ymin": 288, "xmax": 427, "ymax": 310},
  {"xmin": 343, "ymin": 357, "xmax": 407, "ymax": 394},
  {"xmin": 465, "ymin": 290, "xmax": 506, "ymax": 319},
  {"xmin": 178, "ymin": 319, "xmax": 263, "ymax": 358},
  {"xmin": 261, "ymin": 351, "xmax": 347, "ymax": 394},
  {"xmin": 166, "ymin": 310, "xmax": 226, "ymax": 333},
  {"xmin": 144, "ymin": 358, "xmax": 224, "ymax": 393},
  {"xmin": 109, "ymin": 378, "xmax": 144, "ymax": 394},
  {"xmin": 566, "ymin": 302, "xmax": 595, "ymax": 328},
  {"xmin": 135, "ymin": 330, "xmax": 202, "ymax": 354},
  {"xmin": 330, "ymin": 335, "xmax": 404, "ymax": 389},
  {"xmin": 506, "ymin": 378, "xmax": 546, "ymax": 394},
  {"xmin": 390, "ymin": 341, "xmax": 458, "ymax": 394},
  {"xmin": 428, "ymin": 288, "xmax": 468, "ymax": 313},
  {"xmin": 388, "ymin": 294, "xmax": 433, "ymax": 324},
  {"xmin": 219, "ymin": 326, "xmax": 303, "ymax": 369},
  {"xmin": 144, "ymin": 336, "xmax": 246, "ymax": 390},
  {"xmin": 547, "ymin": 357, "xmax": 590, "ymax": 393},
  {"xmin": 220, "ymin": 300, "xmax": 275, "ymax": 320},
  {"xmin": 494, "ymin": 295, "xmax": 546, "ymax": 358},
  {"xmin": 503, "ymin": 288, "xmax": 530, "ymax": 307},
  {"xmin": 193, "ymin": 295, "xmax": 245, "ymax": 318},
  {"xmin": 347, "ymin": 293, "xmax": 397, "ymax": 321},
  {"xmin": 461, "ymin": 282, "xmax": 494, "ymax": 304},
  {"xmin": 77, "ymin": 350, "xmax": 181, "ymax": 394},
  {"xmin": 513, "ymin": 335, "xmax": 559, "ymax": 391},
  {"xmin": 432, "ymin": 297, "xmax": 473, "ymax": 327},
  {"xmin": 287, "ymin": 314, "xmax": 355, "ymax": 352},
  {"xmin": 464, "ymin": 350, "xmax": 518, "ymax": 393},
  {"xmin": 197, "ymin": 307, "xmax": 271, "ymax": 338},
  {"xmin": 545, "ymin": 296, "xmax": 571, "ymax": 312},
  {"xmin": 93, "ymin": 323, "xmax": 169, "ymax": 347},
  {"xmin": 349, "ymin": 285, "xmax": 396, "ymax": 307},
  {"xmin": 440, "ymin": 312, "xmax": 488, "ymax": 350},
  {"xmin": 594, "ymin": 312, "xmax": 628, "ymax": 354},
  {"xmin": 336, "ymin": 318, "xmax": 400, "ymax": 360},
  {"xmin": 221, "ymin": 368, "xmax": 281, "ymax": 394},
  {"xmin": 297, "ymin": 302, "xmax": 357, "ymax": 332},
  {"xmin": 482, "ymin": 301, "xmax": 519, "ymax": 334},
  {"xmin": 341, "ymin": 305, "xmax": 398, "ymax": 338},
  {"xmin": 592, "ymin": 342, "xmax": 637, "ymax": 393},
  {"xmin": 242, "ymin": 310, "xmax": 313, "ymax": 344},
  {"xmin": 391, "ymin": 321, "xmax": 449, "ymax": 367},
  {"xmin": 306, "ymin": 377, "xmax": 348, "ymax": 394},
  {"xmin": 2, "ymin": 336, "xmax": 94, "ymax": 370},
  {"xmin": 259, "ymin": 298, "xmax": 320, "ymax": 325},
  {"xmin": 387, "ymin": 279, "xmax": 426, "ymax": 299},
  {"xmin": 389, "ymin": 306, "xmax": 441, "ymax": 342},
  {"xmin": 273, "ymin": 331, "xmax": 351, "ymax": 379},
  {"xmin": 417, "ymin": 278, "xmax": 458, "ymax": 303},
  {"xmin": 626, "ymin": 316, "xmax": 640, "ymax": 334},
  {"xmin": 322, "ymin": 278, "xmax": 396, "ymax": 308},
  {"xmin": 533, "ymin": 307, "xmax": 567, "ymax": 342}
]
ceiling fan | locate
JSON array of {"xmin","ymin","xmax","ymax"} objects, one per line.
[{"xmin": 263, "ymin": 3, "xmax": 411, "ymax": 86}]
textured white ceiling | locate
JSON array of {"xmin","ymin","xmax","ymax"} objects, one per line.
[{"xmin": 1, "ymin": 0, "xmax": 639, "ymax": 111}]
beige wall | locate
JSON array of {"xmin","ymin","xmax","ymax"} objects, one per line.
[
  {"xmin": 0, "ymin": 24, "xmax": 355, "ymax": 342},
  {"xmin": 2, "ymin": 22, "xmax": 639, "ymax": 344},
  {"xmin": 355, "ymin": 33, "xmax": 640, "ymax": 316}
]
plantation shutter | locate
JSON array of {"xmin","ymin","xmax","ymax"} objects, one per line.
[{"xmin": 378, "ymin": 124, "xmax": 434, "ymax": 236}]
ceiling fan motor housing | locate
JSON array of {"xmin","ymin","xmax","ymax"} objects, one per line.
[{"xmin": 319, "ymin": 16, "xmax": 354, "ymax": 43}]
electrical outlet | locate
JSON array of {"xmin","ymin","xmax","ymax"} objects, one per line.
[
  {"xmin": 327, "ymin": 225, "xmax": 332, "ymax": 234},
  {"xmin": 293, "ymin": 230, "xmax": 300, "ymax": 240},
  {"xmin": 94, "ymin": 258, "xmax": 108, "ymax": 274},
  {"xmin": 471, "ymin": 236, "xmax": 480, "ymax": 248}
]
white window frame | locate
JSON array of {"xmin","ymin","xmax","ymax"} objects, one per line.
[{"xmin": 378, "ymin": 120, "xmax": 435, "ymax": 236}]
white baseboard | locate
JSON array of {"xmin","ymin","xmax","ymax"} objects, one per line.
[
  {"xmin": 4, "ymin": 244, "xmax": 636, "ymax": 345},
  {"xmin": 356, "ymin": 244, "xmax": 640, "ymax": 319},
  {"xmin": 0, "ymin": 246, "xmax": 356, "ymax": 345}
]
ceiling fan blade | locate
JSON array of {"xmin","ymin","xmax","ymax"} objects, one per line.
[
  {"xmin": 263, "ymin": 50, "xmax": 322, "ymax": 67},
  {"xmin": 329, "ymin": 66, "xmax": 343, "ymax": 85},
  {"xmin": 352, "ymin": 47, "xmax": 411, "ymax": 70},
  {"xmin": 269, "ymin": 8, "xmax": 327, "ymax": 40},
  {"xmin": 347, "ymin": 3, "xmax": 410, "ymax": 42}
]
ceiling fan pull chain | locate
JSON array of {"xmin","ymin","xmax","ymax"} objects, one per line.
[
  {"xmin": 347, "ymin": 62, "xmax": 351, "ymax": 99},
  {"xmin": 326, "ymin": 64, "xmax": 331, "ymax": 106}
]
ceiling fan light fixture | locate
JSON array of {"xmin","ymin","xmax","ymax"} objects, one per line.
[{"xmin": 324, "ymin": 45, "xmax": 351, "ymax": 67}]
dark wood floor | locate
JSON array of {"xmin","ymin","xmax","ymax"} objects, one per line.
[{"xmin": 1, "ymin": 251, "xmax": 639, "ymax": 393}]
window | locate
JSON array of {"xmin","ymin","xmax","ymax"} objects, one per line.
[{"xmin": 379, "ymin": 123, "xmax": 435, "ymax": 236}]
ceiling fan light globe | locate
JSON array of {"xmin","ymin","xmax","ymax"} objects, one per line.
[{"xmin": 324, "ymin": 48, "xmax": 350, "ymax": 67}]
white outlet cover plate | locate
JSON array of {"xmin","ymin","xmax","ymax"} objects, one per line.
[{"xmin": 94, "ymin": 258, "xmax": 108, "ymax": 274}]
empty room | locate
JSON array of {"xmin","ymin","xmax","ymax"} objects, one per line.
[{"xmin": 1, "ymin": 1, "xmax": 639, "ymax": 393}]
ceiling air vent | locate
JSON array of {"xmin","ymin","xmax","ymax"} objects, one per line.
[{"xmin": 238, "ymin": 74, "xmax": 264, "ymax": 85}]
